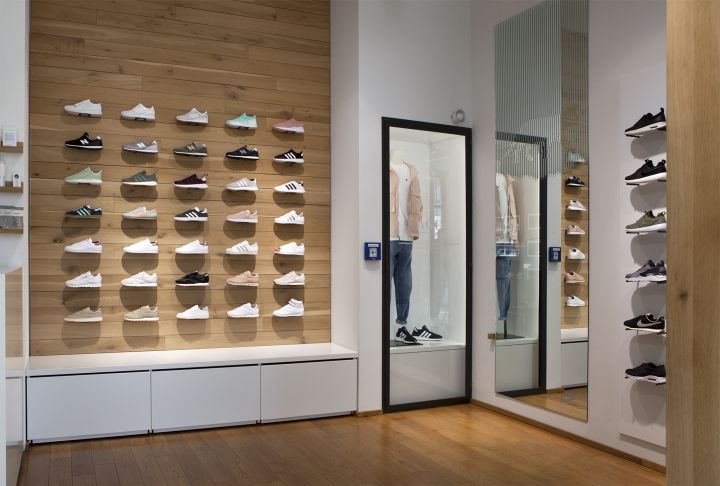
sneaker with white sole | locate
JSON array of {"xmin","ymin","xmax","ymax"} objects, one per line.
[
  {"xmin": 273, "ymin": 299, "xmax": 304, "ymax": 317},
  {"xmin": 226, "ymin": 271, "xmax": 259, "ymax": 287},
  {"xmin": 272, "ymin": 119, "xmax": 304, "ymax": 134},
  {"xmin": 565, "ymin": 272, "xmax": 585, "ymax": 284},
  {"xmin": 124, "ymin": 306, "xmax": 159, "ymax": 322},
  {"xmin": 176, "ymin": 108, "xmax": 208, "ymax": 125},
  {"xmin": 274, "ymin": 271, "xmax": 305, "ymax": 286},
  {"xmin": 274, "ymin": 210, "xmax": 304, "ymax": 225},
  {"xmin": 64, "ymin": 238, "xmax": 103, "ymax": 254},
  {"xmin": 123, "ymin": 207, "xmax": 158, "ymax": 220},
  {"xmin": 64, "ymin": 307, "xmax": 102, "ymax": 323},
  {"xmin": 122, "ymin": 139, "xmax": 159, "ymax": 154},
  {"xmin": 566, "ymin": 295, "xmax": 586, "ymax": 307},
  {"xmin": 226, "ymin": 113, "xmax": 257, "ymax": 129},
  {"xmin": 175, "ymin": 240, "xmax": 209, "ymax": 255},
  {"xmin": 65, "ymin": 167, "xmax": 103, "ymax": 185},
  {"xmin": 175, "ymin": 207, "xmax": 208, "ymax": 222},
  {"xmin": 272, "ymin": 149, "xmax": 304, "ymax": 163},
  {"xmin": 566, "ymin": 224, "xmax": 586, "ymax": 235},
  {"xmin": 226, "ymin": 210, "xmax": 258, "ymax": 223},
  {"xmin": 122, "ymin": 171, "xmax": 158, "ymax": 186},
  {"xmin": 274, "ymin": 181, "xmax": 305, "ymax": 193},
  {"xmin": 64, "ymin": 99, "xmax": 102, "ymax": 117},
  {"xmin": 395, "ymin": 326, "xmax": 418, "ymax": 344},
  {"xmin": 65, "ymin": 271, "xmax": 102, "ymax": 288},
  {"xmin": 568, "ymin": 248, "xmax": 586, "ymax": 260},
  {"xmin": 567, "ymin": 200, "xmax": 587, "ymax": 211},
  {"xmin": 225, "ymin": 178, "xmax": 258, "ymax": 191},
  {"xmin": 226, "ymin": 241, "xmax": 258, "ymax": 255},
  {"xmin": 174, "ymin": 174, "xmax": 208, "ymax": 189},
  {"xmin": 411, "ymin": 325, "xmax": 443, "ymax": 341},
  {"xmin": 274, "ymin": 242, "xmax": 305, "ymax": 255},
  {"xmin": 123, "ymin": 239, "xmax": 159, "ymax": 254},
  {"xmin": 121, "ymin": 103, "xmax": 155, "ymax": 121},
  {"xmin": 177, "ymin": 305, "xmax": 210, "ymax": 320},
  {"xmin": 227, "ymin": 303, "xmax": 260, "ymax": 318},
  {"xmin": 173, "ymin": 142, "xmax": 207, "ymax": 157},
  {"xmin": 121, "ymin": 271, "xmax": 158, "ymax": 287}
]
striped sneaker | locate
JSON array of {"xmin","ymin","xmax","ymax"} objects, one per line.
[
  {"xmin": 411, "ymin": 325, "xmax": 443, "ymax": 341},
  {"xmin": 65, "ymin": 205, "xmax": 102, "ymax": 218},
  {"xmin": 272, "ymin": 149, "xmax": 304, "ymax": 163},
  {"xmin": 274, "ymin": 180, "xmax": 305, "ymax": 193},
  {"xmin": 173, "ymin": 142, "xmax": 207, "ymax": 157},
  {"xmin": 174, "ymin": 207, "xmax": 208, "ymax": 222},
  {"xmin": 225, "ymin": 178, "xmax": 258, "ymax": 191},
  {"xmin": 122, "ymin": 139, "xmax": 158, "ymax": 154},
  {"xmin": 226, "ymin": 145, "xmax": 259, "ymax": 160},
  {"xmin": 226, "ymin": 210, "xmax": 258, "ymax": 223},
  {"xmin": 225, "ymin": 240, "xmax": 258, "ymax": 255},
  {"xmin": 274, "ymin": 210, "xmax": 304, "ymax": 225},
  {"xmin": 123, "ymin": 207, "xmax": 158, "ymax": 220},
  {"xmin": 122, "ymin": 171, "xmax": 158, "ymax": 186}
]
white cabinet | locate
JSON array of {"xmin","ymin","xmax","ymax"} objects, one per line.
[
  {"xmin": 27, "ymin": 372, "xmax": 151, "ymax": 441},
  {"xmin": 151, "ymin": 366, "xmax": 260, "ymax": 431},
  {"xmin": 261, "ymin": 359, "xmax": 357, "ymax": 421},
  {"xmin": 561, "ymin": 341, "xmax": 588, "ymax": 387}
]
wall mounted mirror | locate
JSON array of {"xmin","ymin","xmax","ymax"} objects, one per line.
[
  {"xmin": 381, "ymin": 118, "xmax": 472, "ymax": 412},
  {"xmin": 494, "ymin": 0, "xmax": 589, "ymax": 421}
]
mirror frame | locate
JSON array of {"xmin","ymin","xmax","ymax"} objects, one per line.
[{"xmin": 380, "ymin": 117, "xmax": 473, "ymax": 413}]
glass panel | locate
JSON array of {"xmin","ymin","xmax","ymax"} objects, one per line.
[{"xmin": 494, "ymin": 0, "xmax": 589, "ymax": 421}]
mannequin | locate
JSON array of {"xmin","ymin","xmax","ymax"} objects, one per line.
[{"xmin": 495, "ymin": 172, "xmax": 518, "ymax": 337}]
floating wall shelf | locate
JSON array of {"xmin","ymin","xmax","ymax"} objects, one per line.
[{"xmin": 0, "ymin": 142, "xmax": 23, "ymax": 154}]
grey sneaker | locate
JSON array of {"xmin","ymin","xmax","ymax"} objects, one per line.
[
  {"xmin": 173, "ymin": 142, "xmax": 207, "ymax": 157},
  {"xmin": 122, "ymin": 170, "xmax": 158, "ymax": 186},
  {"xmin": 122, "ymin": 139, "xmax": 158, "ymax": 154},
  {"xmin": 626, "ymin": 211, "xmax": 667, "ymax": 233},
  {"xmin": 64, "ymin": 307, "xmax": 102, "ymax": 323},
  {"xmin": 124, "ymin": 305, "xmax": 160, "ymax": 322}
]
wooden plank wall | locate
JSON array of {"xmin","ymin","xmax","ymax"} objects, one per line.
[{"xmin": 28, "ymin": 0, "xmax": 330, "ymax": 355}]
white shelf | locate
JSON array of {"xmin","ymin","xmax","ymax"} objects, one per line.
[
  {"xmin": 625, "ymin": 375, "xmax": 666, "ymax": 385},
  {"xmin": 494, "ymin": 336, "xmax": 538, "ymax": 346},
  {"xmin": 27, "ymin": 343, "xmax": 358, "ymax": 376},
  {"xmin": 389, "ymin": 340, "xmax": 465, "ymax": 354}
]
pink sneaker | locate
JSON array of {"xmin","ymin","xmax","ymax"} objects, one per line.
[{"xmin": 272, "ymin": 119, "xmax": 304, "ymax": 134}]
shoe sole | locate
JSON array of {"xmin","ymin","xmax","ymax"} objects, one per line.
[
  {"xmin": 226, "ymin": 123, "xmax": 257, "ymax": 129},
  {"xmin": 65, "ymin": 111, "xmax": 102, "ymax": 117},
  {"xmin": 226, "ymin": 282, "xmax": 259, "ymax": 287},
  {"xmin": 273, "ymin": 127, "xmax": 304, "ymax": 134},
  {"xmin": 626, "ymin": 223, "xmax": 667, "ymax": 233},
  {"xmin": 123, "ymin": 181, "xmax": 158, "ymax": 186},
  {"xmin": 176, "ymin": 283, "xmax": 209, "ymax": 287},
  {"xmin": 274, "ymin": 221, "xmax": 304, "ymax": 225},
  {"xmin": 175, "ymin": 184, "xmax": 209, "ymax": 189},
  {"xmin": 227, "ymin": 313, "xmax": 260, "ymax": 318},
  {"xmin": 567, "ymin": 207, "xmax": 587, "ymax": 211},
  {"xmin": 177, "ymin": 316, "xmax": 210, "ymax": 319},
  {"xmin": 275, "ymin": 190, "xmax": 305, "ymax": 194},
  {"xmin": 122, "ymin": 283, "xmax": 158, "ymax": 287},
  {"xmin": 624, "ymin": 325, "xmax": 665, "ymax": 332},
  {"xmin": 565, "ymin": 280, "xmax": 584, "ymax": 284},
  {"xmin": 65, "ymin": 249, "xmax": 102, "ymax": 254},
  {"xmin": 123, "ymin": 148, "xmax": 159, "ymax": 154},
  {"xmin": 274, "ymin": 282, "xmax": 305, "ymax": 286},
  {"xmin": 123, "ymin": 216, "xmax": 157, "ymax": 220},
  {"xmin": 175, "ymin": 250, "xmax": 209, "ymax": 255},
  {"xmin": 225, "ymin": 251, "xmax": 258, "ymax": 255},
  {"xmin": 625, "ymin": 122, "xmax": 667, "ymax": 137},
  {"xmin": 226, "ymin": 155, "xmax": 259, "ymax": 160},
  {"xmin": 174, "ymin": 152, "xmax": 207, "ymax": 156},
  {"xmin": 393, "ymin": 337, "xmax": 417, "ymax": 344},
  {"xmin": 66, "ymin": 284, "xmax": 102, "ymax": 288},
  {"xmin": 65, "ymin": 179, "xmax": 102, "ymax": 185},
  {"xmin": 625, "ymin": 172, "xmax": 667, "ymax": 184},
  {"xmin": 274, "ymin": 252, "xmax": 304, "ymax": 256},
  {"xmin": 567, "ymin": 303, "xmax": 586, "ymax": 307},
  {"xmin": 174, "ymin": 217, "xmax": 208, "ymax": 222},
  {"xmin": 565, "ymin": 183, "xmax": 586, "ymax": 187},
  {"xmin": 225, "ymin": 187, "xmax": 258, "ymax": 191},
  {"xmin": 272, "ymin": 158, "xmax": 304, "ymax": 163},
  {"xmin": 64, "ymin": 317, "xmax": 102, "ymax": 323},
  {"xmin": 66, "ymin": 215, "xmax": 101, "ymax": 219},
  {"xmin": 626, "ymin": 276, "xmax": 667, "ymax": 282},
  {"xmin": 124, "ymin": 317, "xmax": 159, "ymax": 322},
  {"xmin": 226, "ymin": 218, "xmax": 258, "ymax": 223},
  {"xmin": 176, "ymin": 119, "xmax": 208, "ymax": 125},
  {"xmin": 121, "ymin": 116, "xmax": 155, "ymax": 121},
  {"xmin": 123, "ymin": 250, "xmax": 159, "ymax": 254},
  {"xmin": 65, "ymin": 145, "xmax": 103, "ymax": 150},
  {"xmin": 566, "ymin": 232, "xmax": 585, "ymax": 236},
  {"xmin": 273, "ymin": 313, "xmax": 304, "ymax": 317},
  {"xmin": 412, "ymin": 336, "xmax": 442, "ymax": 341}
]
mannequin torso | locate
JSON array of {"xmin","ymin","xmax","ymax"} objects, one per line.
[{"xmin": 390, "ymin": 151, "xmax": 412, "ymax": 241}]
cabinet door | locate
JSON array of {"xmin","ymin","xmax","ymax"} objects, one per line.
[
  {"xmin": 152, "ymin": 366, "xmax": 260, "ymax": 431},
  {"xmin": 261, "ymin": 359, "xmax": 357, "ymax": 421},
  {"xmin": 28, "ymin": 372, "xmax": 151, "ymax": 441}
]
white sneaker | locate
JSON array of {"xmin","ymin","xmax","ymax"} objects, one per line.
[
  {"xmin": 175, "ymin": 240, "xmax": 209, "ymax": 254},
  {"xmin": 64, "ymin": 99, "xmax": 102, "ymax": 117},
  {"xmin": 274, "ymin": 210, "xmax": 304, "ymax": 225},
  {"xmin": 121, "ymin": 271, "xmax": 158, "ymax": 287},
  {"xmin": 275, "ymin": 242, "xmax": 305, "ymax": 256},
  {"xmin": 568, "ymin": 248, "xmax": 586, "ymax": 260},
  {"xmin": 226, "ymin": 240, "xmax": 258, "ymax": 255},
  {"xmin": 123, "ymin": 239, "xmax": 159, "ymax": 254},
  {"xmin": 273, "ymin": 299, "xmax": 304, "ymax": 317},
  {"xmin": 64, "ymin": 238, "xmax": 102, "ymax": 254},
  {"xmin": 566, "ymin": 295, "xmax": 586, "ymax": 307},
  {"xmin": 176, "ymin": 108, "xmax": 208, "ymax": 125},
  {"xmin": 227, "ymin": 303, "xmax": 260, "ymax": 318},
  {"xmin": 123, "ymin": 207, "xmax": 158, "ymax": 220},
  {"xmin": 65, "ymin": 271, "xmax": 102, "ymax": 288},
  {"xmin": 177, "ymin": 305, "xmax": 210, "ymax": 320},
  {"xmin": 225, "ymin": 178, "xmax": 258, "ymax": 191},
  {"xmin": 121, "ymin": 103, "xmax": 155, "ymax": 121},
  {"xmin": 226, "ymin": 210, "xmax": 258, "ymax": 223},
  {"xmin": 274, "ymin": 181, "xmax": 305, "ymax": 193},
  {"xmin": 274, "ymin": 271, "xmax": 305, "ymax": 286},
  {"xmin": 566, "ymin": 224, "xmax": 586, "ymax": 235},
  {"xmin": 567, "ymin": 200, "xmax": 587, "ymax": 211}
]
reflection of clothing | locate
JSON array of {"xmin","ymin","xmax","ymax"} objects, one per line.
[
  {"xmin": 390, "ymin": 240, "xmax": 413, "ymax": 324},
  {"xmin": 496, "ymin": 242, "xmax": 519, "ymax": 257},
  {"xmin": 391, "ymin": 163, "xmax": 411, "ymax": 241},
  {"xmin": 496, "ymin": 255, "xmax": 512, "ymax": 321},
  {"xmin": 495, "ymin": 173, "xmax": 518, "ymax": 242},
  {"xmin": 390, "ymin": 162, "xmax": 423, "ymax": 240}
]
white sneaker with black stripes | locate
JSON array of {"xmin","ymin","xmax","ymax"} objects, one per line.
[
  {"xmin": 272, "ymin": 149, "xmax": 304, "ymax": 163},
  {"xmin": 411, "ymin": 325, "xmax": 443, "ymax": 341},
  {"xmin": 274, "ymin": 210, "xmax": 304, "ymax": 225},
  {"xmin": 274, "ymin": 180, "xmax": 305, "ymax": 193},
  {"xmin": 174, "ymin": 207, "xmax": 208, "ymax": 222}
]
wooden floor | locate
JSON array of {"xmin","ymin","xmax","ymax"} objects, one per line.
[
  {"xmin": 18, "ymin": 404, "xmax": 663, "ymax": 486},
  {"xmin": 514, "ymin": 387, "xmax": 589, "ymax": 421}
]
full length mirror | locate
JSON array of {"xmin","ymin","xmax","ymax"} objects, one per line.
[{"xmin": 494, "ymin": 0, "xmax": 589, "ymax": 421}]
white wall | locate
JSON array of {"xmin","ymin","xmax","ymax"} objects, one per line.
[{"xmin": 471, "ymin": 0, "xmax": 667, "ymax": 465}]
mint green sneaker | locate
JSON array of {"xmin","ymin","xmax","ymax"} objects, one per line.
[
  {"xmin": 65, "ymin": 167, "xmax": 102, "ymax": 185},
  {"xmin": 226, "ymin": 113, "xmax": 257, "ymax": 129}
]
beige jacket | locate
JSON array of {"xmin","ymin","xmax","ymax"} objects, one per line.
[
  {"xmin": 496, "ymin": 173, "xmax": 518, "ymax": 242},
  {"xmin": 390, "ymin": 162, "xmax": 423, "ymax": 240}
]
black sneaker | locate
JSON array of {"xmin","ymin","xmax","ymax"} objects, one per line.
[
  {"xmin": 395, "ymin": 326, "xmax": 418, "ymax": 344},
  {"xmin": 65, "ymin": 132, "xmax": 103, "ymax": 150},
  {"xmin": 272, "ymin": 149, "xmax": 304, "ymax": 163},
  {"xmin": 173, "ymin": 142, "xmax": 208, "ymax": 156},
  {"xmin": 625, "ymin": 159, "xmax": 667, "ymax": 184},
  {"xmin": 411, "ymin": 325, "xmax": 443, "ymax": 341},
  {"xmin": 175, "ymin": 272, "xmax": 210, "ymax": 287},
  {"xmin": 565, "ymin": 176, "xmax": 586, "ymax": 187},
  {"xmin": 625, "ymin": 362, "xmax": 666, "ymax": 379},
  {"xmin": 625, "ymin": 260, "xmax": 667, "ymax": 283},
  {"xmin": 624, "ymin": 314, "xmax": 666, "ymax": 331},
  {"xmin": 174, "ymin": 207, "xmax": 208, "ymax": 222},
  {"xmin": 65, "ymin": 205, "xmax": 102, "ymax": 218},
  {"xmin": 226, "ymin": 145, "xmax": 259, "ymax": 160},
  {"xmin": 624, "ymin": 108, "xmax": 667, "ymax": 137}
]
